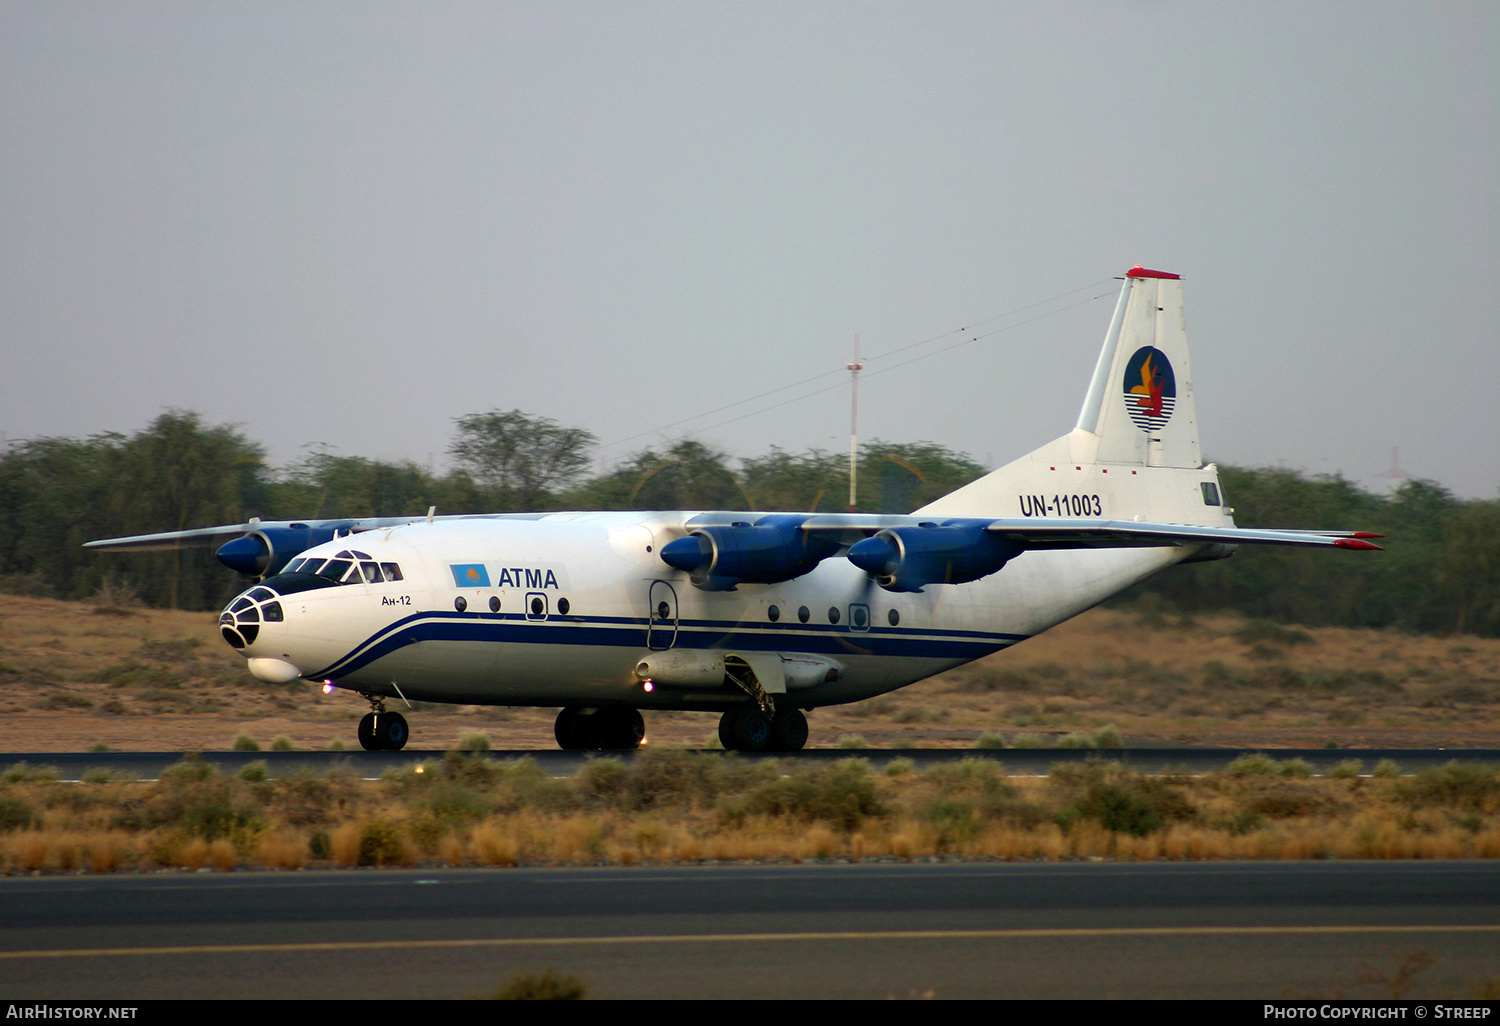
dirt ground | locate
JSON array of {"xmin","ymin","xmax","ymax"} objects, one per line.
[{"xmin": 2, "ymin": 595, "xmax": 1497, "ymax": 753}]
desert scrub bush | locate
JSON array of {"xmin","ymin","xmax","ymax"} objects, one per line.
[
  {"xmin": 918, "ymin": 759, "xmax": 1047, "ymax": 832},
  {"xmin": 1396, "ymin": 761, "xmax": 1500, "ymax": 812},
  {"xmin": 1092, "ymin": 724, "xmax": 1124, "ymax": 749},
  {"xmin": 1225, "ymin": 753, "xmax": 1279, "ymax": 778},
  {"xmin": 884, "ymin": 757, "xmax": 915, "ymax": 776},
  {"xmin": 491, "ymin": 758, "xmax": 581, "ymax": 815},
  {"xmin": 232, "ymin": 733, "xmax": 260, "ymax": 752},
  {"xmin": 271, "ymin": 736, "xmax": 294, "ymax": 752},
  {"xmin": 99, "ymin": 661, "xmax": 178, "ymax": 690},
  {"xmin": 1057, "ymin": 733, "xmax": 1097, "ymax": 750},
  {"xmin": 1373, "ymin": 759, "xmax": 1402, "ymax": 778},
  {"xmin": 0, "ymin": 796, "xmax": 38, "ymax": 832},
  {"xmin": 268, "ymin": 766, "xmax": 361, "ymax": 826},
  {"xmin": 1235, "ymin": 619, "xmax": 1315, "ymax": 648},
  {"xmin": 1050, "ymin": 761, "xmax": 1196, "ymax": 838},
  {"xmin": 586, "ymin": 750, "xmax": 776, "ymax": 813},
  {"xmin": 114, "ymin": 755, "xmax": 265, "ymax": 842},
  {"xmin": 238, "ymin": 761, "xmax": 269, "ymax": 783},
  {"xmin": 1331, "ymin": 759, "xmax": 1364, "ymax": 779},
  {"xmin": 974, "ymin": 732, "xmax": 1007, "ymax": 749},
  {"xmin": 2, "ymin": 763, "xmax": 59, "ymax": 784},
  {"xmin": 485, "ymin": 969, "xmax": 586, "ymax": 1000},
  {"xmin": 332, "ymin": 818, "xmax": 415, "ymax": 867},
  {"xmin": 1278, "ymin": 758, "xmax": 1315, "ymax": 778},
  {"xmin": 456, "ymin": 732, "xmax": 492, "ymax": 752},
  {"xmin": 837, "ymin": 734, "xmax": 870, "ymax": 750},
  {"xmin": 1239, "ymin": 781, "xmax": 1342, "ymax": 820},
  {"xmin": 746, "ymin": 758, "xmax": 886, "ymax": 830},
  {"xmin": 1010, "ymin": 733, "xmax": 1047, "ymax": 749}
]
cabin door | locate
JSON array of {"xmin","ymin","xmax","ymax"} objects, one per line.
[{"xmin": 647, "ymin": 580, "xmax": 678, "ymax": 651}]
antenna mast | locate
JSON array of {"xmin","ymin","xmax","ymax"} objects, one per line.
[{"xmin": 847, "ymin": 334, "xmax": 862, "ymax": 511}]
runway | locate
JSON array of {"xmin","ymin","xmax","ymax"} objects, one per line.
[
  {"xmin": 0, "ymin": 862, "xmax": 1496, "ymax": 999},
  {"xmin": 5, "ymin": 746, "xmax": 1499, "ymax": 780}
]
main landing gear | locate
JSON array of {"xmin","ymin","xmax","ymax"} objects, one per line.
[
  {"xmin": 718, "ymin": 706, "xmax": 808, "ymax": 752},
  {"xmin": 357, "ymin": 696, "xmax": 409, "ymax": 751},
  {"xmin": 554, "ymin": 706, "xmax": 646, "ymax": 751}
]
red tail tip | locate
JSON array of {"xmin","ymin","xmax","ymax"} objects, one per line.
[
  {"xmin": 1333, "ymin": 538, "xmax": 1383, "ymax": 550},
  {"xmin": 1351, "ymin": 532, "xmax": 1384, "ymax": 539},
  {"xmin": 1125, "ymin": 266, "xmax": 1181, "ymax": 280}
]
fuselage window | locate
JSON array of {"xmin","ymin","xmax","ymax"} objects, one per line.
[
  {"xmin": 768, "ymin": 604, "xmax": 780, "ymax": 623},
  {"xmin": 828, "ymin": 606, "xmax": 841, "ymax": 624},
  {"xmin": 558, "ymin": 597, "xmax": 571, "ymax": 615},
  {"xmin": 360, "ymin": 562, "xmax": 384, "ymax": 583},
  {"xmin": 489, "ymin": 596, "xmax": 501, "ymax": 613},
  {"xmin": 1201, "ymin": 482, "xmax": 1222, "ymax": 506},
  {"xmin": 798, "ymin": 606, "xmax": 810, "ymax": 623},
  {"xmin": 381, "ymin": 562, "xmax": 403, "ymax": 582},
  {"xmin": 888, "ymin": 608, "xmax": 900, "ymax": 626}
]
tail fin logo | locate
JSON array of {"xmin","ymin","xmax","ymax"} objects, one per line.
[{"xmin": 1122, "ymin": 347, "xmax": 1176, "ymax": 432}]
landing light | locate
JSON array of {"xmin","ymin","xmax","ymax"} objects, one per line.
[
  {"xmin": 642, "ymin": 680, "xmax": 655, "ymax": 692},
  {"xmin": 322, "ymin": 682, "xmax": 334, "ymax": 694}
]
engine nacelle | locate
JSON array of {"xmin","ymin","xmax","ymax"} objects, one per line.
[
  {"xmin": 658, "ymin": 515, "xmax": 839, "ymax": 591},
  {"xmin": 846, "ymin": 520, "xmax": 1023, "ymax": 592},
  {"xmin": 215, "ymin": 523, "xmax": 354, "ymax": 579}
]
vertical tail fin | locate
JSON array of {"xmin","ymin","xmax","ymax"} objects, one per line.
[
  {"xmin": 917, "ymin": 267, "xmax": 1220, "ymax": 522},
  {"xmin": 1074, "ymin": 267, "xmax": 1200, "ymax": 469}
]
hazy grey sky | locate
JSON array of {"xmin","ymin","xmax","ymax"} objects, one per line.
[{"xmin": 3, "ymin": 2, "xmax": 1496, "ymax": 497}]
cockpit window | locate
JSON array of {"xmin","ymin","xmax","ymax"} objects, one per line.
[
  {"xmin": 351, "ymin": 550, "xmax": 372, "ymax": 560},
  {"xmin": 360, "ymin": 561, "xmax": 384, "ymax": 583},
  {"xmin": 317, "ymin": 559, "xmax": 353, "ymax": 583},
  {"xmin": 258, "ymin": 571, "xmax": 338, "ymax": 595},
  {"xmin": 382, "ymin": 562, "xmax": 403, "ymax": 582}
]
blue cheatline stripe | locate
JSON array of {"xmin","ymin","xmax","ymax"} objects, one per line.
[{"xmin": 305, "ymin": 611, "xmax": 1030, "ymax": 680}]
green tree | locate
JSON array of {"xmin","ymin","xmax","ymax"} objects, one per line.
[
  {"xmin": 448, "ymin": 410, "xmax": 596, "ymax": 511},
  {"xmin": 103, "ymin": 412, "xmax": 269, "ymax": 609},
  {"xmin": 568, "ymin": 440, "xmax": 747, "ymax": 510},
  {"xmin": 1436, "ymin": 500, "xmax": 1500, "ymax": 635}
]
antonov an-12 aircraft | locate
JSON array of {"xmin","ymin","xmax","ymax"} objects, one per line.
[{"xmin": 88, "ymin": 268, "xmax": 1379, "ymax": 752}]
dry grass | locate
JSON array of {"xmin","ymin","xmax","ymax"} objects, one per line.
[{"xmin": 2, "ymin": 751, "xmax": 1497, "ymax": 873}]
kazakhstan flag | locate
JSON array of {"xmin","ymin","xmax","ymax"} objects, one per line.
[{"xmin": 449, "ymin": 563, "xmax": 490, "ymax": 588}]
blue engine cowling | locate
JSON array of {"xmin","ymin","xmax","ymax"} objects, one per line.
[
  {"xmin": 845, "ymin": 520, "xmax": 1023, "ymax": 592},
  {"xmin": 659, "ymin": 515, "xmax": 841, "ymax": 591},
  {"xmin": 215, "ymin": 523, "xmax": 354, "ymax": 579}
]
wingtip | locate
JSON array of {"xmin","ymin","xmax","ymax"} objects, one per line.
[{"xmin": 1333, "ymin": 538, "xmax": 1384, "ymax": 550}]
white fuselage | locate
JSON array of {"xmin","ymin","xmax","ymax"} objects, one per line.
[{"xmin": 223, "ymin": 510, "xmax": 1189, "ymax": 711}]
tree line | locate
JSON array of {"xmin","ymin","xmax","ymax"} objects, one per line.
[{"xmin": 1, "ymin": 410, "xmax": 1495, "ymax": 636}]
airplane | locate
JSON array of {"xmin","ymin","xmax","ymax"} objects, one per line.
[{"xmin": 85, "ymin": 267, "xmax": 1380, "ymax": 753}]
